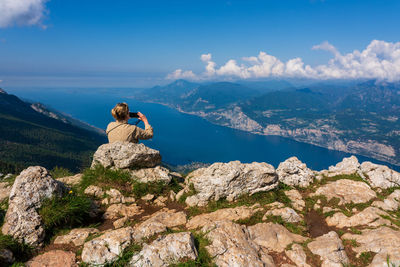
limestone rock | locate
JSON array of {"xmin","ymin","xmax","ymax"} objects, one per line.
[
  {"xmin": 84, "ymin": 185, "xmax": 104, "ymax": 198},
  {"xmin": 0, "ymin": 182, "xmax": 11, "ymax": 202},
  {"xmin": 372, "ymin": 189, "xmax": 400, "ymax": 211},
  {"xmin": 320, "ymin": 156, "xmax": 364, "ymax": 178},
  {"xmin": 54, "ymin": 228, "xmax": 100, "ymax": 246},
  {"xmin": 26, "ymin": 250, "xmax": 76, "ymax": 267},
  {"xmin": 264, "ymin": 207, "xmax": 303, "ymax": 223},
  {"xmin": 56, "ymin": 174, "xmax": 82, "ymax": 186},
  {"xmin": 186, "ymin": 204, "xmax": 262, "ymax": 229},
  {"xmin": 1, "ymin": 166, "xmax": 65, "ymax": 246},
  {"xmin": 91, "ymin": 141, "xmax": 161, "ymax": 169},
  {"xmin": 113, "ymin": 216, "xmax": 128, "ymax": 229},
  {"xmin": 285, "ymin": 189, "xmax": 305, "ymax": 211},
  {"xmin": 361, "ymin": 161, "xmax": 400, "ymax": 189},
  {"xmin": 202, "ymin": 220, "xmax": 270, "ymax": 267},
  {"xmin": 82, "ymin": 227, "xmax": 134, "ymax": 265},
  {"xmin": 325, "ymin": 207, "xmax": 392, "ymax": 228},
  {"xmin": 307, "ymin": 231, "xmax": 349, "ymax": 267},
  {"xmin": 101, "ymin": 188, "xmax": 135, "ymax": 205},
  {"xmin": 286, "ymin": 244, "xmax": 311, "ymax": 267},
  {"xmin": 129, "ymin": 165, "xmax": 172, "ymax": 183},
  {"xmin": 277, "ymin": 157, "xmax": 315, "ymax": 187},
  {"xmin": 129, "ymin": 232, "xmax": 197, "ymax": 267},
  {"xmin": 103, "ymin": 203, "xmax": 143, "ymax": 220},
  {"xmin": 141, "ymin": 194, "xmax": 155, "ymax": 201},
  {"xmin": 342, "ymin": 227, "xmax": 400, "ymax": 267},
  {"xmin": 185, "ymin": 161, "xmax": 278, "ymax": 207},
  {"xmin": 248, "ymin": 222, "xmax": 307, "ymax": 253},
  {"xmin": 154, "ymin": 195, "xmax": 168, "ymax": 207},
  {"xmin": 133, "ymin": 209, "xmax": 187, "ymax": 242},
  {"xmin": 311, "ymin": 179, "xmax": 376, "ymax": 205}
]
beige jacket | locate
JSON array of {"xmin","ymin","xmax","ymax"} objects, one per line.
[{"xmin": 106, "ymin": 122, "xmax": 153, "ymax": 143}]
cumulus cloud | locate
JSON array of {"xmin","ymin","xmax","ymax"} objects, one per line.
[
  {"xmin": 167, "ymin": 40, "xmax": 400, "ymax": 82},
  {"xmin": 166, "ymin": 69, "xmax": 197, "ymax": 80},
  {"xmin": 0, "ymin": 0, "xmax": 49, "ymax": 28}
]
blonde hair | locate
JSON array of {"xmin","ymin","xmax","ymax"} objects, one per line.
[{"xmin": 111, "ymin": 102, "xmax": 129, "ymax": 121}]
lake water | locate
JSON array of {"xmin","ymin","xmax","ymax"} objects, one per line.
[{"xmin": 8, "ymin": 88, "xmax": 400, "ymax": 171}]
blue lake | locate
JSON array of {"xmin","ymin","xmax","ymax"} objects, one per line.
[{"xmin": 8, "ymin": 88, "xmax": 400, "ymax": 171}]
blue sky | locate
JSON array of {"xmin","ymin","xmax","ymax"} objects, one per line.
[{"xmin": 0, "ymin": 0, "xmax": 399, "ymax": 87}]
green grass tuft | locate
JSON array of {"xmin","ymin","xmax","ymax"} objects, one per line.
[
  {"xmin": 38, "ymin": 191, "xmax": 93, "ymax": 238},
  {"xmin": 50, "ymin": 166, "xmax": 73, "ymax": 179},
  {"xmin": 0, "ymin": 234, "xmax": 33, "ymax": 262},
  {"xmin": 80, "ymin": 165, "xmax": 132, "ymax": 193}
]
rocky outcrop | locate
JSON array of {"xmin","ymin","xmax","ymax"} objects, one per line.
[
  {"xmin": 307, "ymin": 231, "xmax": 349, "ymax": 267},
  {"xmin": 129, "ymin": 232, "xmax": 198, "ymax": 267},
  {"xmin": 285, "ymin": 244, "xmax": 311, "ymax": 267},
  {"xmin": 54, "ymin": 228, "xmax": 100, "ymax": 246},
  {"xmin": 103, "ymin": 203, "xmax": 143, "ymax": 220},
  {"xmin": 129, "ymin": 165, "xmax": 173, "ymax": 183},
  {"xmin": 372, "ymin": 189, "xmax": 400, "ymax": 211},
  {"xmin": 325, "ymin": 207, "xmax": 392, "ymax": 228},
  {"xmin": 202, "ymin": 220, "xmax": 271, "ymax": 267},
  {"xmin": 91, "ymin": 141, "xmax": 161, "ymax": 169},
  {"xmin": 311, "ymin": 179, "xmax": 376, "ymax": 204},
  {"xmin": 285, "ymin": 189, "xmax": 305, "ymax": 211},
  {"xmin": 361, "ymin": 161, "xmax": 400, "ymax": 188},
  {"xmin": 247, "ymin": 222, "xmax": 307, "ymax": 253},
  {"xmin": 81, "ymin": 227, "xmax": 134, "ymax": 265},
  {"xmin": 342, "ymin": 227, "xmax": 400, "ymax": 267},
  {"xmin": 2, "ymin": 166, "xmax": 65, "ymax": 247},
  {"xmin": 185, "ymin": 161, "xmax": 278, "ymax": 206},
  {"xmin": 320, "ymin": 156, "xmax": 363, "ymax": 178},
  {"xmin": 26, "ymin": 250, "xmax": 76, "ymax": 267},
  {"xmin": 186, "ymin": 204, "xmax": 262, "ymax": 229},
  {"xmin": 277, "ymin": 157, "xmax": 315, "ymax": 187},
  {"xmin": 264, "ymin": 207, "xmax": 303, "ymax": 223},
  {"xmin": 133, "ymin": 209, "xmax": 187, "ymax": 242}
]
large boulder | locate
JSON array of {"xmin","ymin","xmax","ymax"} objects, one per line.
[
  {"xmin": 81, "ymin": 227, "xmax": 134, "ymax": 265},
  {"xmin": 342, "ymin": 227, "xmax": 400, "ymax": 267},
  {"xmin": 325, "ymin": 207, "xmax": 392, "ymax": 228},
  {"xmin": 202, "ymin": 221, "xmax": 273, "ymax": 267},
  {"xmin": 2, "ymin": 166, "xmax": 65, "ymax": 247},
  {"xmin": 320, "ymin": 156, "xmax": 364, "ymax": 178},
  {"xmin": 186, "ymin": 204, "xmax": 262, "ymax": 229},
  {"xmin": 307, "ymin": 231, "xmax": 349, "ymax": 267},
  {"xmin": 277, "ymin": 157, "xmax": 315, "ymax": 187},
  {"xmin": 91, "ymin": 141, "xmax": 161, "ymax": 169},
  {"xmin": 361, "ymin": 161, "xmax": 400, "ymax": 188},
  {"xmin": 185, "ymin": 161, "xmax": 279, "ymax": 207},
  {"xmin": 311, "ymin": 179, "xmax": 376, "ymax": 205},
  {"xmin": 129, "ymin": 232, "xmax": 198, "ymax": 267}
]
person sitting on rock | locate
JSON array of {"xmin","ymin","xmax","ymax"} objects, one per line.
[{"xmin": 106, "ymin": 102, "xmax": 153, "ymax": 143}]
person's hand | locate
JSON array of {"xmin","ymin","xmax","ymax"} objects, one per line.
[{"xmin": 137, "ymin": 112, "xmax": 148, "ymax": 124}]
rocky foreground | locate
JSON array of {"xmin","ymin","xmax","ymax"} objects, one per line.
[{"xmin": 0, "ymin": 141, "xmax": 400, "ymax": 266}]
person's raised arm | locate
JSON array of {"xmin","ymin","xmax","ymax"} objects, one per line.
[{"xmin": 135, "ymin": 112, "xmax": 153, "ymax": 140}]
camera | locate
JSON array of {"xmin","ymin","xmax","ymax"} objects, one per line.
[{"xmin": 129, "ymin": 112, "xmax": 139, "ymax": 118}]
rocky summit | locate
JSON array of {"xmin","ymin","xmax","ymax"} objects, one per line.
[{"xmin": 1, "ymin": 144, "xmax": 400, "ymax": 267}]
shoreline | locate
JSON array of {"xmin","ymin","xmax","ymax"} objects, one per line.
[{"xmin": 132, "ymin": 97, "xmax": 400, "ymax": 168}]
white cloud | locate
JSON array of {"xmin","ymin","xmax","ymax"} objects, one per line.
[
  {"xmin": 166, "ymin": 69, "xmax": 197, "ymax": 80},
  {"xmin": 0, "ymin": 0, "xmax": 49, "ymax": 28},
  {"xmin": 167, "ymin": 40, "xmax": 400, "ymax": 82}
]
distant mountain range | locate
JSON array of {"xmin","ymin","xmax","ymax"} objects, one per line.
[
  {"xmin": 0, "ymin": 89, "xmax": 106, "ymax": 173},
  {"xmin": 133, "ymin": 79, "xmax": 400, "ymax": 166}
]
